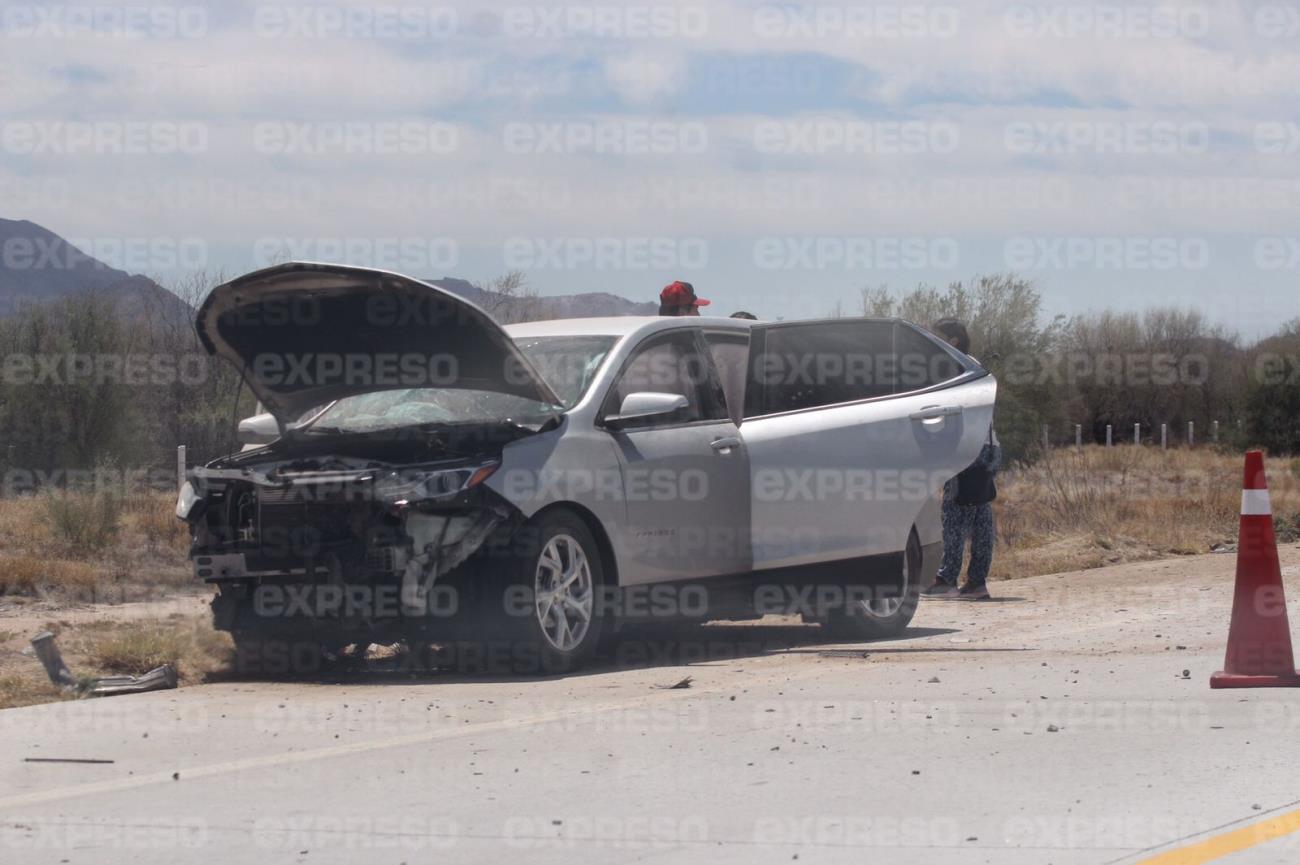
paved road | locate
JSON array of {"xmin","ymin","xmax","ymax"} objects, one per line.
[{"xmin": 3, "ymin": 548, "xmax": 1300, "ymax": 864}]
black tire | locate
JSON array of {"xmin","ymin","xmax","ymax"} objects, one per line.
[
  {"xmin": 480, "ymin": 508, "xmax": 607, "ymax": 674},
  {"xmin": 820, "ymin": 530, "xmax": 922, "ymax": 640}
]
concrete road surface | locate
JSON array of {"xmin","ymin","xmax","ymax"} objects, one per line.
[{"xmin": 4, "ymin": 549, "xmax": 1300, "ymax": 864}]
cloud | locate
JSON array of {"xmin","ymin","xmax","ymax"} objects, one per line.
[
  {"xmin": 0, "ymin": 0, "xmax": 1294, "ymax": 332},
  {"xmin": 603, "ymin": 51, "xmax": 688, "ymax": 105}
]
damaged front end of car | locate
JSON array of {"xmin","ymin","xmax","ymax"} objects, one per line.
[
  {"xmin": 180, "ymin": 262, "xmax": 563, "ymax": 651},
  {"xmin": 180, "ymin": 440, "xmax": 522, "ymax": 645}
]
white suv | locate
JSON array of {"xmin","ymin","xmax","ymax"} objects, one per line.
[{"xmin": 179, "ymin": 262, "xmax": 996, "ymax": 673}]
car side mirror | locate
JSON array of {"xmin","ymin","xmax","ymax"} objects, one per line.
[
  {"xmin": 237, "ymin": 412, "xmax": 280, "ymax": 445},
  {"xmin": 605, "ymin": 392, "xmax": 689, "ymax": 428}
]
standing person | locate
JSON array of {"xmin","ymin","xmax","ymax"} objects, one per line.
[
  {"xmin": 922, "ymin": 318, "xmax": 1002, "ymax": 600},
  {"xmin": 659, "ymin": 281, "xmax": 709, "ymax": 316}
]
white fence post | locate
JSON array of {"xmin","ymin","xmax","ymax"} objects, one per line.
[
  {"xmin": 1188, "ymin": 421, "xmax": 1195, "ymax": 448},
  {"xmin": 1106, "ymin": 424, "xmax": 1113, "ymax": 447},
  {"xmin": 176, "ymin": 445, "xmax": 186, "ymax": 492},
  {"xmin": 1134, "ymin": 423, "xmax": 1141, "ymax": 445},
  {"xmin": 1212, "ymin": 420, "xmax": 1219, "ymax": 443},
  {"xmin": 1161, "ymin": 423, "xmax": 1167, "ymax": 450},
  {"xmin": 1075, "ymin": 424, "xmax": 1082, "ymax": 451}
]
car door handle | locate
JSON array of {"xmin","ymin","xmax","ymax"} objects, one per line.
[
  {"xmin": 710, "ymin": 436, "xmax": 741, "ymax": 452},
  {"xmin": 909, "ymin": 405, "xmax": 963, "ymax": 422}
]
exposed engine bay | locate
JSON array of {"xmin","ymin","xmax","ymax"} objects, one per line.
[{"xmin": 177, "ymin": 423, "xmax": 534, "ymax": 642}]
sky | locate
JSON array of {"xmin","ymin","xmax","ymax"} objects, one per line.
[{"xmin": 0, "ymin": 0, "xmax": 1297, "ymax": 336}]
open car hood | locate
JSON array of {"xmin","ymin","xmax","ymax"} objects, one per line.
[{"xmin": 195, "ymin": 262, "xmax": 561, "ymax": 426}]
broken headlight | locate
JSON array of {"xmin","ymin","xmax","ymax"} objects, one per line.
[
  {"xmin": 374, "ymin": 462, "xmax": 499, "ymax": 506},
  {"xmin": 175, "ymin": 480, "xmax": 204, "ymax": 522}
]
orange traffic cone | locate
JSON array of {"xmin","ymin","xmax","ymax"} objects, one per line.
[{"xmin": 1211, "ymin": 451, "xmax": 1300, "ymax": 688}]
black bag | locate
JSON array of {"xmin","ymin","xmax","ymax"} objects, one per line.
[{"xmin": 955, "ymin": 428, "xmax": 998, "ymax": 506}]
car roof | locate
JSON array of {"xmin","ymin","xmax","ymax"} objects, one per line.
[{"xmin": 505, "ymin": 315, "xmax": 754, "ymax": 339}]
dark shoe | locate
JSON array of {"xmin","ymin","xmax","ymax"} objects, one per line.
[
  {"xmin": 921, "ymin": 580, "xmax": 959, "ymax": 598},
  {"xmin": 956, "ymin": 583, "xmax": 991, "ymax": 601}
]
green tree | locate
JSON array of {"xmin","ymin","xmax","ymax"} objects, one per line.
[{"xmin": 1245, "ymin": 319, "xmax": 1300, "ymax": 453}]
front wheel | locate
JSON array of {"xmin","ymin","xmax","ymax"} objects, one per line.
[
  {"xmin": 485, "ymin": 509, "xmax": 606, "ymax": 674},
  {"xmin": 819, "ymin": 531, "xmax": 922, "ymax": 640}
]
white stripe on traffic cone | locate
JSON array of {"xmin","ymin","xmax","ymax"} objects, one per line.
[{"xmin": 1241, "ymin": 488, "xmax": 1272, "ymax": 516}]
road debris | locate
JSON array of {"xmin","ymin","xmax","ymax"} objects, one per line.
[
  {"xmin": 29, "ymin": 630, "xmax": 178, "ymax": 697},
  {"xmin": 22, "ymin": 758, "xmax": 115, "ymax": 765},
  {"xmin": 657, "ymin": 676, "xmax": 693, "ymax": 690},
  {"xmin": 30, "ymin": 630, "xmax": 75, "ymax": 688},
  {"xmin": 88, "ymin": 665, "xmax": 179, "ymax": 697}
]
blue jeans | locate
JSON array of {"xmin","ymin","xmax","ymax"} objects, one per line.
[{"xmin": 936, "ymin": 500, "xmax": 995, "ymax": 588}]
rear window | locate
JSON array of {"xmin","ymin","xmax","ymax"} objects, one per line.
[{"xmin": 744, "ymin": 320, "xmax": 970, "ymax": 417}]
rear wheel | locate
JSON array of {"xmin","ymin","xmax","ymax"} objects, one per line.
[{"xmin": 820, "ymin": 530, "xmax": 922, "ymax": 640}]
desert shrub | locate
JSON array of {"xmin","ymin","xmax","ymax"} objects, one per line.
[{"xmin": 40, "ymin": 487, "xmax": 123, "ymax": 552}]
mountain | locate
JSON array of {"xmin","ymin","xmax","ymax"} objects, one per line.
[
  {"xmin": 426, "ymin": 276, "xmax": 657, "ymax": 320},
  {"xmin": 0, "ymin": 218, "xmax": 189, "ymax": 320},
  {"xmin": 0, "ymin": 218, "xmax": 658, "ymax": 322}
]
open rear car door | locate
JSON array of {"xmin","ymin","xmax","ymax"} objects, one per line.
[{"xmin": 739, "ymin": 318, "xmax": 996, "ymax": 570}]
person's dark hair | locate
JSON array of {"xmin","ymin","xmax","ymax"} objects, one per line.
[
  {"xmin": 729, "ymin": 311, "xmax": 757, "ymax": 320},
  {"xmin": 931, "ymin": 318, "xmax": 971, "ymax": 354},
  {"xmin": 658, "ymin": 280, "xmax": 705, "ymax": 316}
]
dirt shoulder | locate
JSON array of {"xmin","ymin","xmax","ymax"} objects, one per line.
[{"xmin": 5, "ymin": 541, "xmax": 1299, "ymax": 711}]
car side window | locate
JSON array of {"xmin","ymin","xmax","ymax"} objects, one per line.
[
  {"xmin": 603, "ymin": 331, "xmax": 710, "ymax": 427},
  {"xmin": 745, "ymin": 320, "xmax": 895, "ymax": 416},
  {"xmin": 893, "ymin": 323, "xmax": 966, "ymax": 393},
  {"xmin": 703, "ymin": 331, "xmax": 750, "ymax": 421}
]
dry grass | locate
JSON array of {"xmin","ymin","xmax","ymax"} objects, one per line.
[
  {"xmin": 0, "ymin": 555, "xmax": 99, "ymax": 595},
  {"xmin": 992, "ymin": 446, "xmax": 1300, "ymax": 579},
  {"xmin": 40, "ymin": 488, "xmax": 123, "ymax": 551},
  {"xmin": 85, "ymin": 618, "xmax": 230, "ymax": 677},
  {"xmin": 122, "ymin": 492, "xmax": 191, "ymax": 556},
  {"xmin": 0, "ymin": 673, "xmax": 64, "ymax": 710},
  {"xmin": 0, "ymin": 491, "xmax": 190, "ymax": 600}
]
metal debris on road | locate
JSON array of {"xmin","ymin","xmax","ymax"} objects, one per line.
[
  {"xmin": 30, "ymin": 631, "xmax": 76, "ymax": 688},
  {"xmin": 22, "ymin": 758, "xmax": 116, "ymax": 765},
  {"xmin": 29, "ymin": 630, "xmax": 178, "ymax": 697}
]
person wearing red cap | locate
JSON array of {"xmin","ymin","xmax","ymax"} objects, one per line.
[{"xmin": 658, "ymin": 280, "xmax": 710, "ymax": 316}]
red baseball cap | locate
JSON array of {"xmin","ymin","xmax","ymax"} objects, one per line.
[{"xmin": 660, "ymin": 280, "xmax": 709, "ymax": 309}]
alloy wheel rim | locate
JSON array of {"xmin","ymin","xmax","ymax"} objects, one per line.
[
  {"xmin": 534, "ymin": 533, "xmax": 594, "ymax": 652},
  {"xmin": 862, "ymin": 547, "xmax": 909, "ymax": 618}
]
